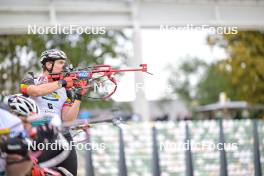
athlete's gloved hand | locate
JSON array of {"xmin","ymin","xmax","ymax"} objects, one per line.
[
  {"xmin": 59, "ymin": 76, "xmax": 76, "ymax": 89},
  {"xmin": 34, "ymin": 124, "xmax": 59, "ymax": 144},
  {"xmin": 0, "ymin": 135, "xmax": 29, "ymax": 157}
]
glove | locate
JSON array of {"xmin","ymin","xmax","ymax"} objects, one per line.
[
  {"xmin": 59, "ymin": 76, "xmax": 75, "ymax": 89},
  {"xmin": 33, "ymin": 124, "xmax": 59, "ymax": 144},
  {"xmin": 74, "ymin": 80, "xmax": 88, "ymax": 101},
  {"xmin": 0, "ymin": 135, "xmax": 29, "ymax": 157}
]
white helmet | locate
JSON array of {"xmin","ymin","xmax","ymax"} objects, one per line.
[
  {"xmin": 40, "ymin": 48, "xmax": 67, "ymax": 65},
  {"xmin": 8, "ymin": 94, "xmax": 39, "ymax": 116}
]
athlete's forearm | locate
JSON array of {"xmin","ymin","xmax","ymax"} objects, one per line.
[
  {"xmin": 62, "ymin": 100, "xmax": 81, "ymax": 122},
  {"xmin": 26, "ymin": 82, "xmax": 60, "ymax": 97}
]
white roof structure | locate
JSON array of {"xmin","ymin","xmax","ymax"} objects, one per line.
[{"xmin": 0, "ymin": 0, "xmax": 264, "ymax": 33}]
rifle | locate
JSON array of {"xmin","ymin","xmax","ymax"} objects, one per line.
[{"xmin": 47, "ymin": 64, "xmax": 152, "ymax": 99}]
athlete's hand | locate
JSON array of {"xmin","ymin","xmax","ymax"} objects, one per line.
[
  {"xmin": 63, "ymin": 76, "xmax": 75, "ymax": 89},
  {"xmin": 34, "ymin": 124, "xmax": 59, "ymax": 144},
  {"xmin": 58, "ymin": 76, "xmax": 76, "ymax": 89}
]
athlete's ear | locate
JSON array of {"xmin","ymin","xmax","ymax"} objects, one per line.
[{"xmin": 45, "ymin": 61, "xmax": 53, "ymax": 70}]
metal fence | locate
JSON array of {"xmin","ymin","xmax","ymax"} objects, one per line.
[{"xmin": 76, "ymin": 119, "xmax": 263, "ymax": 176}]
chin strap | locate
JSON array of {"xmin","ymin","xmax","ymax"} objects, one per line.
[{"xmin": 47, "ymin": 62, "xmax": 55, "ymax": 74}]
